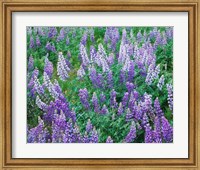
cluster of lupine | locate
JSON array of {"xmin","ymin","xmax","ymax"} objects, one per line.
[{"xmin": 27, "ymin": 26, "xmax": 173, "ymax": 143}]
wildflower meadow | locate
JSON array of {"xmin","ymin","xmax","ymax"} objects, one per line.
[{"xmin": 27, "ymin": 26, "xmax": 173, "ymax": 143}]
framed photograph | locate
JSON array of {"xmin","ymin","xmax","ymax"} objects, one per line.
[{"xmin": 0, "ymin": 0, "xmax": 199, "ymax": 169}]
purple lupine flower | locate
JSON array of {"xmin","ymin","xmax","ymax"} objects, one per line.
[
  {"xmin": 122, "ymin": 92, "xmax": 129, "ymax": 108},
  {"xmin": 107, "ymin": 53, "xmax": 114, "ymax": 66},
  {"xmin": 110, "ymin": 89, "xmax": 118, "ymax": 109},
  {"xmin": 100, "ymin": 92, "xmax": 106, "ymax": 104},
  {"xmin": 141, "ymin": 113, "xmax": 149, "ymax": 129},
  {"xmin": 106, "ymin": 136, "xmax": 113, "ymax": 143},
  {"xmin": 101, "ymin": 105, "xmax": 108, "ymax": 115},
  {"xmin": 96, "ymin": 73, "xmax": 104, "ymax": 89},
  {"xmin": 92, "ymin": 92, "xmax": 100, "ymax": 113},
  {"xmin": 45, "ymin": 42, "xmax": 52, "ymax": 51},
  {"xmin": 89, "ymin": 67, "xmax": 97, "ymax": 88},
  {"xmin": 73, "ymin": 123, "xmax": 82, "ymax": 143},
  {"xmin": 126, "ymin": 108, "xmax": 134, "ymax": 121},
  {"xmin": 81, "ymin": 32, "xmax": 88, "ymax": 46},
  {"xmin": 97, "ymin": 43, "xmax": 109, "ymax": 72},
  {"xmin": 128, "ymin": 60, "xmax": 135, "ymax": 82},
  {"xmin": 145, "ymin": 63, "xmax": 155, "ymax": 85},
  {"xmin": 44, "ymin": 56, "xmax": 53, "ymax": 78},
  {"xmin": 57, "ymin": 52, "xmax": 70, "ymax": 81},
  {"xmin": 70, "ymin": 108, "xmax": 76, "ymax": 123},
  {"xmin": 144, "ymin": 125, "xmax": 154, "ymax": 143},
  {"xmin": 66, "ymin": 36, "xmax": 70, "ymax": 45},
  {"xmin": 36, "ymin": 36, "xmax": 41, "ymax": 47},
  {"xmin": 37, "ymin": 27, "xmax": 45, "ymax": 36},
  {"xmin": 122, "ymin": 55, "xmax": 131, "ymax": 72},
  {"xmin": 57, "ymin": 27, "xmax": 65, "ymax": 42},
  {"xmin": 28, "ymin": 68, "xmax": 39, "ymax": 89},
  {"xmin": 36, "ymin": 96, "xmax": 48, "ymax": 111},
  {"xmin": 77, "ymin": 65, "xmax": 86, "ymax": 79},
  {"xmin": 153, "ymin": 116, "xmax": 162, "ymax": 143},
  {"xmin": 86, "ymin": 119, "xmax": 93, "ymax": 133},
  {"xmin": 154, "ymin": 98, "xmax": 164, "ymax": 117},
  {"xmin": 107, "ymin": 70, "xmax": 113, "ymax": 89},
  {"xmin": 134, "ymin": 104, "xmax": 143, "ymax": 121},
  {"xmin": 153, "ymin": 64, "xmax": 160, "ymax": 79},
  {"xmin": 29, "ymin": 36, "xmax": 35, "ymax": 49},
  {"xmin": 161, "ymin": 116, "xmax": 173, "ymax": 143},
  {"xmin": 119, "ymin": 69, "xmax": 126, "ymax": 85},
  {"xmin": 34, "ymin": 76, "xmax": 44, "ymax": 95},
  {"xmin": 52, "ymin": 111, "xmax": 67, "ymax": 143},
  {"xmin": 90, "ymin": 128, "xmax": 98, "ymax": 143},
  {"xmin": 90, "ymin": 45, "xmax": 96, "ymax": 63},
  {"xmin": 63, "ymin": 120, "xmax": 74, "ymax": 143},
  {"xmin": 166, "ymin": 83, "xmax": 173, "ymax": 112},
  {"xmin": 137, "ymin": 31, "xmax": 143, "ymax": 42},
  {"xmin": 27, "ymin": 117, "xmax": 50, "ymax": 143},
  {"xmin": 104, "ymin": 27, "xmax": 120, "ymax": 52},
  {"xmin": 79, "ymin": 88, "xmax": 90, "ymax": 110},
  {"xmin": 43, "ymin": 72, "xmax": 59, "ymax": 99},
  {"xmin": 166, "ymin": 27, "xmax": 173, "ymax": 40},
  {"xmin": 90, "ymin": 29, "xmax": 95, "ymax": 42},
  {"xmin": 121, "ymin": 28, "xmax": 127, "ymax": 44},
  {"xmin": 141, "ymin": 93, "xmax": 152, "ymax": 113},
  {"xmin": 157, "ymin": 75, "xmax": 165, "ymax": 90},
  {"xmin": 125, "ymin": 121, "xmax": 136, "ymax": 143},
  {"xmin": 82, "ymin": 132, "xmax": 89, "ymax": 143},
  {"xmin": 80, "ymin": 44, "xmax": 90, "ymax": 67},
  {"xmin": 51, "ymin": 44, "xmax": 56, "ymax": 52},
  {"xmin": 117, "ymin": 102, "xmax": 123, "ymax": 115},
  {"xmin": 128, "ymin": 92, "xmax": 136, "ymax": 111},
  {"xmin": 126, "ymin": 82, "xmax": 134, "ymax": 94},
  {"xmin": 28, "ymin": 55, "xmax": 34, "ymax": 71},
  {"xmin": 48, "ymin": 27, "xmax": 57, "ymax": 39}
]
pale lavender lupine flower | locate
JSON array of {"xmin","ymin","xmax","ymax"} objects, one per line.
[
  {"xmin": 34, "ymin": 76, "xmax": 44, "ymax": 95},
  {"xmin": 166, "ymin": 83, "xmax": 173, "ymax": 112},
  {"xmin": 107, "ymin": 53, "xmax": 114, "ymax": 66},
  {"xmin": 36, "ymin": 96, "xmax": 48, "ymax": 111},
  {"xmin": 117, "ymin": 102, "xmax": 123, "ymax": 116},
  {"xmin": 57, "ymin": 52, "xmax": 70, "ymax": 81},
  {"xmin": 36, "ymin": 36, "xmax": 41, "ymax": 47},
  {"xmin": 80, "ymin": 44, "xmax": 90, "ymax": 67},
  {"xmin": 157, "ymin": 75, "xmax": 165, "ymax": 90},
  {"xmin": 29, "ymin": 36, "xmax": 35, "ymax": 49},
  {"xmin": 77, "ymin": 65, "xmax": 86, "ymax": 79},
  {"xmin": 43, "ymin": 72, "xmax": 59, "ymax": 99},
  {"xmin": 28, "ymin": 55, "xmax": 34, "ymax": 71},
  {"xmin": 106, "ymin": 136, "xmax": 113, "ymax": 143}
]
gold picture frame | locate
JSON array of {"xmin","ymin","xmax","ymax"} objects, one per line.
[{"xmin": 0, "ymin": 0, "xmax": 199, "ymax": 169}]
